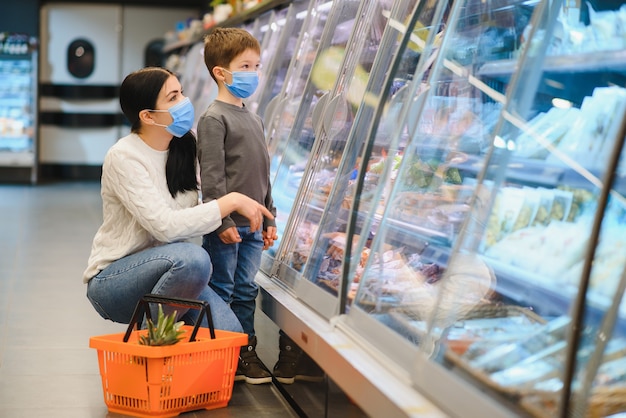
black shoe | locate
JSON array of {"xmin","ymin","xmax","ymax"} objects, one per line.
[
  {"xmin": 273, "ymin": 351, "xmax": 298, "ymax": 384},
  {"xmin": 273, "ymin": 333, "xmax": 324, "ymax": 384},
  {"xmin": 236, "ymin": 336, "xmax": 272, "ymax": 384}
]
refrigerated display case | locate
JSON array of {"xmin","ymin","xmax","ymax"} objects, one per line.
[
  {"xmin": 276, "ymin": 0, "xmax": 466, "ymax": 323},
  {"xmin": 0, "ymin": 33, "xmax": 38, "ymax": 183},
  {"xmin": 251, "ymin": 0, "xmax": 626, "ymax": 417},
  {"xmin": 268, "ymin": 0, "xmax": 400, "ymax": 317},
  {"xmin": 337, "ymin": 0, "xmax": 626, "ymax": 416},
  {"xmin": 175, "ymin": 0, "xmax": 626, "ymax": 416},
  {"xmin": 260, "ymin": 0, "xmax": 362, "ymax": 270},
  {"xmin": 255, "ymin": 1, "xmax": 453, "ymax": 415}
]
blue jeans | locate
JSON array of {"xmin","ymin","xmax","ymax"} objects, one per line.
[
  {"xmin": 86, "ymin": 242, "xmax": 243, "ymax": 333},
  {"xmin": 203, "ymin": 227, "xmax": 263, "ymax": 337}
]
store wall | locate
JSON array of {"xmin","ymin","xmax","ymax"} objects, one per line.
[{"xmin": 38, "ymin": 3, "xmax": 198, "ymax": 180}]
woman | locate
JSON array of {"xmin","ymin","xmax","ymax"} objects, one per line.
[{"xmin": 84, "ymin": 67, "xmax": 272, "ymax": 332}]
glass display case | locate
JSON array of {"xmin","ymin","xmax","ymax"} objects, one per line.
[
  {"xmin": 174, "ymin": 0, "xmax": 626, "ymax": 416},
  {"xmin": 269, "ymin": 0, "xmax": 408, "ymax": 318},
  {"xmin": 336, "ymin": 0, "xmax": 626, "ymax": 416},
  {"xmin": 261, "ymin": 0, "xmax": 362, "ymax": 271},
  {"xmin": 263, "ymin": 0, "xmax": 334, "ymax": 160},
  {"xmin": 259, "ymin": 0, "xmax": 333, "ymax": 279},
  {"xmin": 245, "ymin": 7, "xmax": 287, "ymax": 114},
  {"xmin": 287, "ymin": 0, "xmax": 454, "ymax": 320}
]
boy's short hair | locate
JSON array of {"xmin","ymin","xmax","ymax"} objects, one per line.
[{"xmin": 203, "ymin": 27, "xmax": 261, "ymax": 82}]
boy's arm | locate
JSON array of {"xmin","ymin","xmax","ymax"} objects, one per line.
[
  {"xmin": 197, "ymin": 114, "xmax": 236, "ymax": 234},
  {"xmin": 264, "ymin": 177, "xmax": 277, "ymax": 229}
]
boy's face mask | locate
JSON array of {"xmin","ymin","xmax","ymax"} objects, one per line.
[
  {"xmin": 222, "ymin": 69, "xmax": 259, "ymax": 99},
  {"xmin": 148, "ymin": 97, "xmax": 195, "ymax": 137}
]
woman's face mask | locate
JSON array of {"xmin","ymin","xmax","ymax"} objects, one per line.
[
  {"xmin": 222, "ymin": 69, "xmax": 259, "ymax": 99},
  {"xmin": 148, "ymin": 97, "xmax": 195, "ymax": 137}
]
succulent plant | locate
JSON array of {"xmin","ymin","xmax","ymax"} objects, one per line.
[{"xmin": 138, "ymin": 304, "xmax": 186, "ymax": 346}]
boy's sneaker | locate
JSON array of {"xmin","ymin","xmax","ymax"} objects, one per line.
[
  {"xmin": 235, "ymin": 336, "xmax": 272, "ymax": 384},
  {"xmin": 273, "ymin": 334, "xmax": 324, "ymax": 384},
  {"xmin": 273, "ymin": 357, "xmax": 325, "ymax": 384},
  {"xmin": 272, "ymin": 349, "xmax": 298, "ymax": 384}
]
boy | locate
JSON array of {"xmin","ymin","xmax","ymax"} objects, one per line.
[{"xmin": 197, "ymin": 27, "xmax": 278, "ymax": 384}]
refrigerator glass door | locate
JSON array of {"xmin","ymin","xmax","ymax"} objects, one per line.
[
  {"xmin": 287, "ymin": 0, "xmax": 446, "ymax": 319},
  {"xmin": 345, "ymin": 0, "xmax": 626, "ymax": 415},
  {"xmin": 263, "ymin": 0, "xmax": 362, "ymax": 284}
]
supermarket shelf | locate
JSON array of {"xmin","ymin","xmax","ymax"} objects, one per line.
[
  {"xmin": 485, "ymin": 256, "xmax": 626, "ymax": 335},
  {"xmin": 479, "ymin": 49, "xmax": 626, "ymax": 77},
  {"xmin": 458, "ymin": 153, "xmax": 619, "ymax": 192},
  {"xmin": 162, "ymin": 0, "xmax": 292, "ymax": 54}
]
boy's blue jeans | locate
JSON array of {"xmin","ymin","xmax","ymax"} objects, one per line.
[
  {"xmin": 203, "ymin": 226, "xmax": 263, "ymax": 337},
  {"xmin": 86, "ymin": 242, "xmax": 243, "ymax": 333}
]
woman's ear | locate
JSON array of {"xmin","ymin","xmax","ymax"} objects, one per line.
[{"xmin": 138, "ymin": 109, "xmax": 154, "ymax": 125}]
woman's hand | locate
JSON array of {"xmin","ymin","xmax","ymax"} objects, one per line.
[{"xmin": 217, "ymin": 192, "xmax": 274, "ymax": 232}]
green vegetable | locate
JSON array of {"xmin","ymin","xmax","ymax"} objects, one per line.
[{"xmin": 139, "ymin": 304, "xmax": 186, "ymax": 346}]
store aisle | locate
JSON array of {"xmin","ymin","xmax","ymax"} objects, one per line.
[{"xmin": 0, "ymin": 181, "xmax": 299, "ymax": 417}]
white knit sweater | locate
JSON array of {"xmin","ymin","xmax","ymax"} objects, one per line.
[{"xmin": 83, "ymin": 133, "xmax": 222, "ymax": 283}]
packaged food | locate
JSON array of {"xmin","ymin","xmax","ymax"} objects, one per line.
[
  {"xmin": 512, "ymin": 187, "xmax": 540, "ymax": 232},
  {"xmin": 532, "ymin": 187, "xmax": 554, "ymax": 226},
  {"xmin": 550, "ymin": 87, "xmax": 626, "ymax": 171},
  {"xmin": 491, "ymin": 359, "xmax": 558, "ymax": 387},
  {"xmin": 516, "ymin": 107, "xmax": 579, "ymax": 160},
  {"xmin": 549, "ymin": 188, "xmax": 573, "ymax": 222},
  {"xmin": 492, "ymin": 187, "xmax": 528, "ymax": 240}
]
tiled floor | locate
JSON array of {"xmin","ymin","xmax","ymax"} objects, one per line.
[{"xmin": 0, "ymin": 181, "xmax": 300, "ymax": 417}]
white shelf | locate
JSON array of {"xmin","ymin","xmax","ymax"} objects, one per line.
[
  {"xmin": 0, "ymin": 150, "xmax": 35, "ymax": 167},
  {"xmin": 479, "ymin": 49, "xmax": 626, "ymax": 76}
]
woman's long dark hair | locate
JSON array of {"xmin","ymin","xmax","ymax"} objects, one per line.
[
  {"xmin": 119, "ymin": 67, "xmax": 198, "ymax": 198},
  {"xmin": 166, "ymin": 131, "xmax": 197, "ymax": 197}
]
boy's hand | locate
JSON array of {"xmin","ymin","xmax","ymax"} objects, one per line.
[
  {"xmin": 219, "ymin": 227, "xmax": 242, "ymax": 244},
  {"xmin": 262, "ymin": 226, "xmax": 278, "ymax": 250}
]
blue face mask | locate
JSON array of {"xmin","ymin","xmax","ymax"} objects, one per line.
[
  {"xmin": 223, "ymin": 69, "xmax": 259, "ymax": 99},
  {"xmin": 149, "ymin": 97, "xmax": 195, "ymax": 137}
]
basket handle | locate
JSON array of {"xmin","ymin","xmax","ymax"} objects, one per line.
[{"xmin": 123, "ymin": 294, "xmax": 216, "ymax": 343}]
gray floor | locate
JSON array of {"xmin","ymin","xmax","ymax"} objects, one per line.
[{"xmin": 0, "ymin": 181, "xmax": 300, "ymax": 417}]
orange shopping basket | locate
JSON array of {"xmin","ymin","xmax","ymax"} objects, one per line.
[{"xmin": 89, "ymin": 294, "xmax": 247, "ymax": 418}]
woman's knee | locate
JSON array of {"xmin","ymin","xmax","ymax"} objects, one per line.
[{"xmin": 174, "ymin": 243, "xmax": 212, "ymax": 285}]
